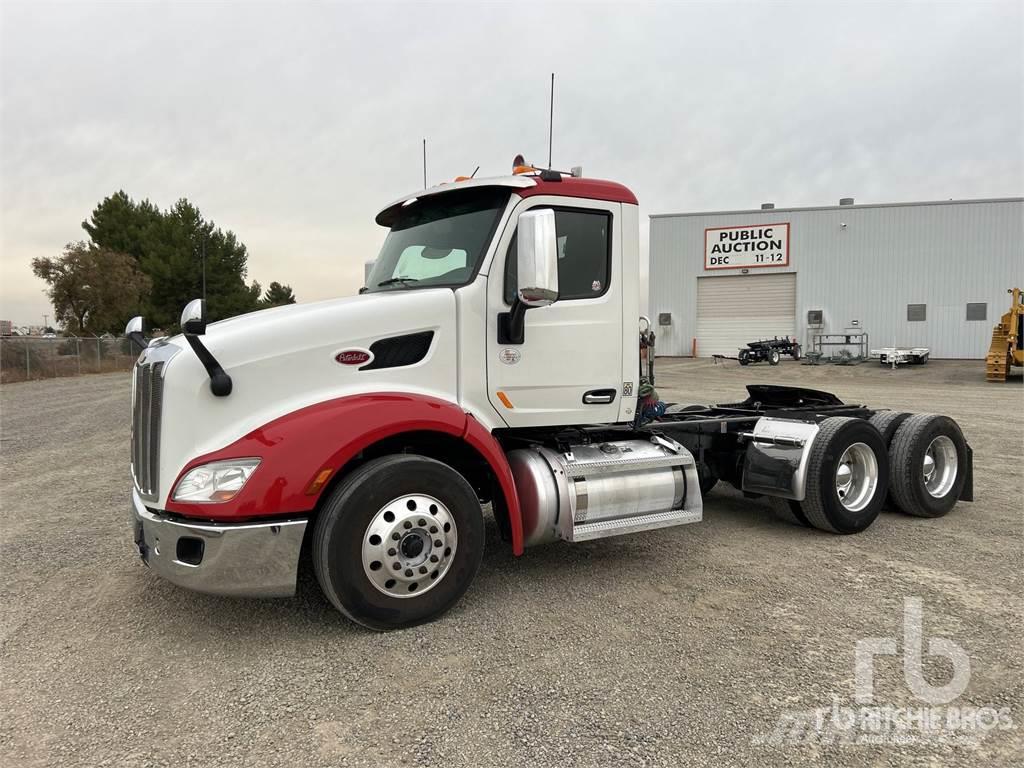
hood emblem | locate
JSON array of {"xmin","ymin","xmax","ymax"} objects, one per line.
[{"xmin": 335, "ymin": 349, "xmax": 373, "ymax": 366}]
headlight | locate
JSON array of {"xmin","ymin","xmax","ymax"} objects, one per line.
[{"xmin": 172, "ymin": 459, "xmax": 260, "ymax": 503}]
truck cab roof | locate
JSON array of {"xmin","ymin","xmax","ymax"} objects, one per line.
[{"xmin": 376, "ymin": 174, "xmax": 638, "ymax": 226}]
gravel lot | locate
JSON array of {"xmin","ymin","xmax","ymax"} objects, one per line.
[{"xmin": 1, "ymin": 359, "xmax": 1021, "ymax": 767}]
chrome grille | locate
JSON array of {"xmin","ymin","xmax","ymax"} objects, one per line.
[{"xmin": 132, "ymin": 360, "xmax": 164, "ymax": 498}]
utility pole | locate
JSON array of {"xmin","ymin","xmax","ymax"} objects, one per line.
[
  {"xmin": 422, "ymin": 138, "xmax": 427, "ymax": 189},
  {"xmin": 42, "ymin": 314, "xmax": 48, "ymax": 331}
]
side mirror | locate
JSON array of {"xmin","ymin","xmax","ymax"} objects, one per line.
[
  {"xmin": 516, "ymin": 209, "xmax": 559, "ymax": 307},
  {"xmin": 181, "ymin": 299, "xmax": 206, "ymax": 335},
  {"xmin": 498, "ymin": 209, "xmax": 558, "ymax": 345}
]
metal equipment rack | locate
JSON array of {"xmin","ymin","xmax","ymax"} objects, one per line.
[{"xmin": 811, "ymin": 331, "xmax": 869, "ymax": 362}]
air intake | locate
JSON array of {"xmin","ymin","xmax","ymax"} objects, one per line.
[
  {"xmin": 839, "ymin": 197, "xmax": 855, "ymax": 206},
  {"xmin": 761, "ymin": 203, "xmax": 775, "ymax": 210},
  {"xmin": 362, "ymin": 331, "xmax": 434, "ymax": 371}
]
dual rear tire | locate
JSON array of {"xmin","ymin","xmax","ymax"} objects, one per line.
[
  {"xmin": 885, "ymin": 413, "xmax": 968, "ymax": 517},
  {"xmin": 771, "ymin": 413, "xmax": 968, "ymax": 533},
  {"xmin": 770, "ymin": 417, "xmax": 888, "ymax": 533}
]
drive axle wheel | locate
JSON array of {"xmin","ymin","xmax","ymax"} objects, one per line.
[
  {"xmin": 799, "ymin": 417, "xmax": 889, "ymax": 534},
  {"xmin": 768, "ymin": 349, "xmax": 781, "ymax": 366},
  {"xmin": 770, "ymin": 496, "xmax": 810, "ymax": 527},
  {"xmin": 888, "ymin": 414, "xmax": 968, "ymax": 518},
  {"xmin": 868, "ymin": 410, "xmax": 912, "ymax": 446},
  {"xmin": 313, "ymin": 455, "xmax": 484, "ymax": 630},
  {"xmin": 868, "ymin": 410, "xmax": 912, "ymax": 509}
]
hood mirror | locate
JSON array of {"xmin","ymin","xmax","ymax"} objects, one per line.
[
  {"xmin": 178, "ymin": 298, "xmax": 232, "ymax": 397},
  {"xmin": 125, "ymin": 316, "xmax": 147, "ymax": 352},
  {"xmin": 181, "ymin": 298, "xmax": 206, "ymax": 335}
]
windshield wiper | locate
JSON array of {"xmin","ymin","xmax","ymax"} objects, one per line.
[{"xmin": 377, "ymin": 277, "xmax": 420, "ymax": 287}]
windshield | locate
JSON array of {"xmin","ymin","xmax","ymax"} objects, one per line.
[{"xmin": 366, "ymin": 188, "xmax": 510, "ymax": 292}]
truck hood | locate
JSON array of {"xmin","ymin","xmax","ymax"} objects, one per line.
[{"xmin": 155, "ymin": 288, "xmax": 460, "ymax": 473}]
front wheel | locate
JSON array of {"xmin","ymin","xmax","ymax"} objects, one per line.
[
  {"xmin": 738, "ymin": 350, "xmax": 751, "ymax": 366},
  {"xmin": 313, "ymin": 455, "xmax": 485, "ymax": 630},
  {"xmin": 768, "ymin": 349, "xmax": 781, "ymax": 366}
]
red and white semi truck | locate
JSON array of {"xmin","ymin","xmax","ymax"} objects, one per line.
[{"xmin": 126, "ymin": 168, "xmax": 973, "ymax": 630}]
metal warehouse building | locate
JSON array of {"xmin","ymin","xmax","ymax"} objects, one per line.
[{"xmin": 649, "ymin": 197, "xmax": 1023, "ymax": 359}]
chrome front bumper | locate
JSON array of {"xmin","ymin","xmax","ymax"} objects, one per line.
[{"xmin": 130, "ymin": 489, "xmax": 308, "ymax": 598}]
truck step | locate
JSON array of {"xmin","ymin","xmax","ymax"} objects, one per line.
[{"xmin": 570, "ymin": 507, "xmax": 703, "ymax": 542}]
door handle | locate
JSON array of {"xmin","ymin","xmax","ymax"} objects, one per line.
[{"xmin": 582, "ymin": 389, "xmax": 617, "ymax": 405}]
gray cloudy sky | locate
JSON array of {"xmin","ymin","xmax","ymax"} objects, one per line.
[{"xmin": 2, "ymin": 1, "xmax": 1021, "ymax": 326}]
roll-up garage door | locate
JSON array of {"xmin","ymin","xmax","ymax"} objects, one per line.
[{"xmin": 696, "ymin": 273, "xmax": 796, "ymax": 357}]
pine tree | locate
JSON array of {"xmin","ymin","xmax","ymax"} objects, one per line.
[
  {"xmin": 81, "ymin": 192, "xmax": 291, "ymax": 330},
  {"xmin": 260, "ymin": 282, "xmax": 297, "ymax": 308}
]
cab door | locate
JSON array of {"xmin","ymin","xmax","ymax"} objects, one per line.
[{"xmin": 486, "ymin": 197, "xmax": 622, "ymax": 427}]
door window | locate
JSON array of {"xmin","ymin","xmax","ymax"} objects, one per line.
[{"xmin": 504, "ymin": 208, "xmax": 611, "ymax": 304}]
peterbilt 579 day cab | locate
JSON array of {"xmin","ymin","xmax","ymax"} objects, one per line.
[{"xmin": 126, "ymin": 168, "xmax": 973, "ymax": 630}]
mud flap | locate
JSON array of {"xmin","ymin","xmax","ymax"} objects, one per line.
[{"xmin": 959, "ymin": 443, "xmax": 974, "ymax": 502}]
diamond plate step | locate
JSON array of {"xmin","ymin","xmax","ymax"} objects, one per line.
[{"xmin": 571, "ymin": 508, "xmax": 702, "ymax": 542}]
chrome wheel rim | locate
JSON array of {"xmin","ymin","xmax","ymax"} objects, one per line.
[
  {"xmin": 923, "ymin": 436, "xmax": 958, "ymax": 498},
  {"xmin": 362, "ymin": 494, "xmax": 458, "ymax": 599},
  {"xmin": 835, "ymin": 442, "xmax": 878, "ymax": 512}
]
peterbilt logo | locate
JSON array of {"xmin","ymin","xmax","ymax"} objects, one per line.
[{"xmin": 335, "ymin": 349, "xmax": 372, "ymax": 366}]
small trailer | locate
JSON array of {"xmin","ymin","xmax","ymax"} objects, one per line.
[
  {"xmin": 713, "ymin": 337, "xmax": 802, "ymax": 366},
  {"xmin": 871, "ymin": 346, "xmax": 930, "ymax": 366}
]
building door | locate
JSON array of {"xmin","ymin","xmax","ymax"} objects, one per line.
[{"xmin": 696, "ymin": 273, "xmax": 796, "ymax": 357}]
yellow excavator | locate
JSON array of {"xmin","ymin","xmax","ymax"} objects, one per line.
[{"xmin": 986, "ymin": 288, "xmax": 1024, "ymax": 381}]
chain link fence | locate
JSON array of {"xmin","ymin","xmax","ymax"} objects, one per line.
[{"xmin": 0, "ymin": 336, "xmax": 138, "ymax": 383}]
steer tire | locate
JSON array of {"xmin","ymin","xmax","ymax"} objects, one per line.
[
  {"xmin": 888, "ymin": 414, "xmax": 968, "ymax": 518},
  {"xmin": 313, "ymin": 454, "xmax": 485, "ymax": 631},
  {"xmin": 769, "ymin": 496, "xmax": 810, "ymax": 527},
  {"xmin": 799, "ymin": 417, "xmax": 889, "ymax": 534},
  {"xmin": 738, "ymin": 350, "xmax": 751, "ymax": 366}
]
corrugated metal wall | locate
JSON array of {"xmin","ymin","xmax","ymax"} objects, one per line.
[{"xmin": 649, "ymin": 199, "xmax": 1024, "ymax": 358}]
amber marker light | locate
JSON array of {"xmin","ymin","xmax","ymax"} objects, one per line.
[{"xmin": 306, "ymin": 468, "xmax": 334, "ymax": 495}]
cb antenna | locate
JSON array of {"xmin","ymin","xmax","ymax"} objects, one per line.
[
  {"xmin": 422, "ymin": 138, "xmax": 427, "ymax": 188},
  {"xmin": 548, "ymin": 73, "xmax": 554, "ymax": 168}
]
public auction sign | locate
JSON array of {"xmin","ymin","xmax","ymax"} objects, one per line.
[{"xmin": 704, "ymin": 223, "xmax": 790, "ymax": 270}]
